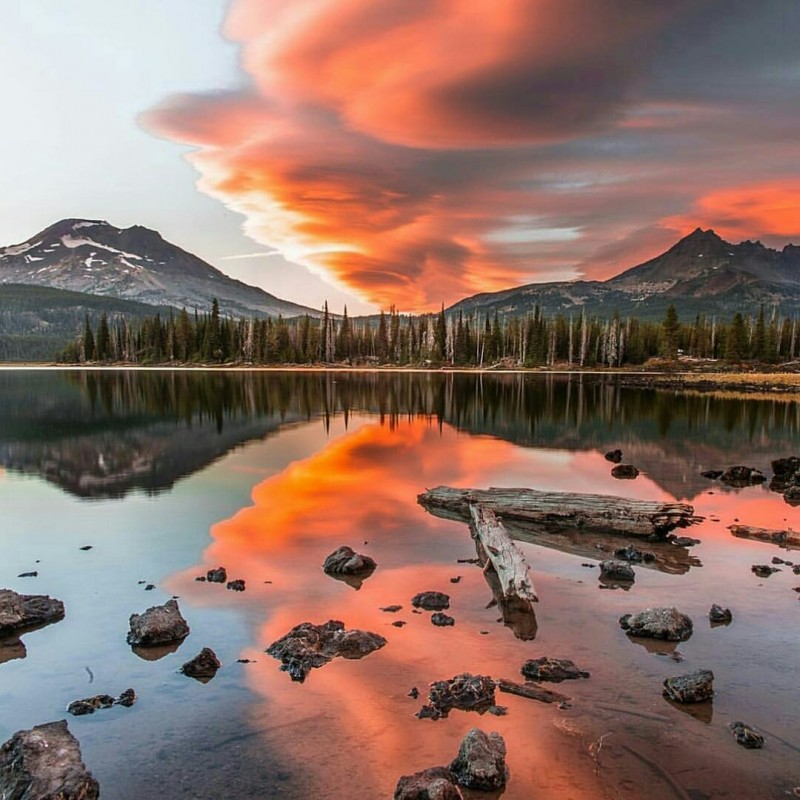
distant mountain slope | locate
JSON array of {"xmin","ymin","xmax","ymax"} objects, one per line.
[
  {"xmin": 0, "ymin": 218, "xmax": 320, "ymax": 319},
  {"xmin": 449, "ymin": 228, "xmax": 800, "ymax": 320}
]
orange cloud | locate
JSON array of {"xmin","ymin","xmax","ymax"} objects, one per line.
[{"xmin": 665, "ymin": 181, "xmax": 800, "ymax": 244}]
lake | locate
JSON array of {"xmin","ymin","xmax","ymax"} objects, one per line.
[{"xmin": 1, "ymin": 369, "xmax": 799, "ymax": 799}]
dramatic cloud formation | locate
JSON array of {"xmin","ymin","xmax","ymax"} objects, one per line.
[{"xmin": 145, "ymin": 1, "xmax": 800, "ymax": 310}]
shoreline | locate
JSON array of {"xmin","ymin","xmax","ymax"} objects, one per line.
[{"xmin": 1, "ymin": 362, "xmax": 799, "ymax": 395}]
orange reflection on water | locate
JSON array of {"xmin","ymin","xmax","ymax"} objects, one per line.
[{"xmin": 168, "ymin": 415, "xmax": 800, "ymax": 799}]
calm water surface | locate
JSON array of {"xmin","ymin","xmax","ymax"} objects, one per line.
[{"xmin": 1, "ymin": 370, "xmax": 799, "ymax": 799}]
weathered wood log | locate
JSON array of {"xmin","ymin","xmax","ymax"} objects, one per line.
[
  {"xmin": 418, "ymin": 486, "xmax": 700, "ymax": 538},
  {"xmin": 729, "ymin": 524, "xmax": 800, "ymax": 549},
  {"xmin": 470, "ymin": 505, "xmax": 538, "ymax": 604},
  {"xmin": 496, "ymin": 678, "xmax": 570, "ymax": 705}
]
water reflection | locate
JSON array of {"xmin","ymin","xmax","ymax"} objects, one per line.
[{"xmin": 1, "ymin": 370, "xmax": 799, "ymax": 501}]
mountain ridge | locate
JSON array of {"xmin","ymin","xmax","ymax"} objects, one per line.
[
  {"xmin": 0, "ymin": 218, "xmax": 321, "ymax": 319},
  {"xmin": 449, "ymin": 228, "xmax": 800, "ymax": 320}
]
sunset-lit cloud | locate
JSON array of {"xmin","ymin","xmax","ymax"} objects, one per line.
[{"xmin": 145, "ymin": 1, "xmax": 800, "ymax": 309}]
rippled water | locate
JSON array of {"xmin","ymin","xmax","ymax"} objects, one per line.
[{"xmin": 1, "ymin": 370, "xmax": 799, "ymax": 799}]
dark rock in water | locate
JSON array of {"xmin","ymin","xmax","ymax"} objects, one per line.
[
  {"xmin": 237, "ymin": 658, "xmax": 255, "ymax": 664},
  {"xmin": 619, "ymin": 607, "xmax": 693, "ymax": 641},
  {"xmin": 720, "ymin": 466, "xmax": 766, "ymax": 487},
  {"xmin": 751, "ymin": 564, "xmax": 779, "ymax": 578},
  {"xmin": 487, "ymin": 705, "xmax": 507, "ymax": 716},
  {"xmin": 116, "ymin": 688, "xmax": 136, "ymax": 707},
  {"xmin": 0, "ymin": 637, "xmax": 26, "ymax": 665},
  {"xmin": 418, "ymin": 673, "xmax": 496, "ymax": 720},
  {"xmin": 181, "ymin": 647, "xmax": 221, "ymax": 681},
  {"xmin": 521, "ymin": 657, "xmax": 590, "ymax": 683},
  {"xmin": 380, "ymin": 605, "xmax": 403, "ymax": 613},
  {"xmin": 144, "ymin": 584, "xmax": 155, "ymax": 591},
  {"xmin": 709, "ymin": 604, "xmax": 733, "ymax": 624},
  {"xmin": 449, "ymin": 728, "xmax": 508, "ymax": 791},
  {"xmin": 322, "ymin": 546, "xmax": 377, "ymax": 576},
  {"xmin": 394, "ymin": 766, "xmax": 463, "ymax": 800},
  {"xmin": 794, "ymin": 565, "xmax": 800, "ymax": 575},
  {"xmin": 408, "ymin": 687, "xmax": 419, "ymax": 699},
  {"xmin": 783, "ymin": 485, "xmax": 800, "ymax": 506},
  {"xmin": 207, "ymin": 567, "xmax": 227, "ymax": 583},
  {"xmin": 611, "ymin": 464, "xmax": 639, "ymax": 480},
  {"xmin": 729, "ymin": 720, "xmax": 765, "ymax": 749},
  {"xmin": 431, "ymin": 612, "xmax": 455, "ymax": 627},
  {"xmin": 67, "ymin": 695, "xmax": 115, "ymax": 716},
  {"xmin": 771, "ymin": 556, "xmax": 791, "ymax": 565},
  {"xmin": 663, "ymin": 669, "xmax": 714, "ymax": 703},
  {"xmin": 450, "ymin": 576, "xmax": 462, "ymax": 584},
  {"xmin": 701, "ymin": 470, "xmax": 723, "ymax": 480},
  {"xmin": 195, "ymin": 576, "xmax": 207, "ymax": 582},
  {"xmin": 411, "ymin": 592, "xmax": 450, "ymax": 611},
  {"xmin": 604, "ymin": 449, "xmax": 623, "ymax": 464},
  {"xmin": 613, "ymin": 546, "xmax": 655, "ymax": 564},
  {"xmin": 68, "ymin": 688, "xmax": 136, "ymax": 716},
  {"xmin": 770, "ymin": 456, "xmax": 800, "ymax": 493},
  {"xmin": 599, "ymin": 560, "xmax": 635, "ymax": 582},
  {"xmin": 17, "ymin": 572, "xmax": 38, "ymax": 578},
  {"xmin": 671, "ymin": 536, "xmax": 701, "ymax": 547},
  {"xmin": 265, "ymin": 620, "xmax": 386, "ymax": 682},
  {"xmin": 127, "ymin": 599, "xmax": 190, "ymax": 647},
  {"xmin": 0, "ymin": 720, "xmax": 99, "ymax": 800},
  {"xmin": 392, "ymin": 620, "xmax": 407, "ymax": 628},
  {"xmin": 456, "ymin": 558, "xmax": 481, "ymax": 565},
  {"xmin": 0, "ymin": 589, "xmax": 65, "ymax": 637},
  {"xmin": 79, "ymin": 545, "xmax": 93, "ymax": 551},
  {"xmin": 226, "ymin": 579, "xmax": 246, "ymax": 592}
]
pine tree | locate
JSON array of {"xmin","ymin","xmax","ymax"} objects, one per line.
[
  {"xmin": 95, "ymin": 313, "xmax": 110, "ymax": 361},
  {"xmin": 660, "ymin": 304, "xmax": 680, "ymax": 359},
  {"xmin": 82, "ymin": 316, "xmax": 95, "ymax": 362}
]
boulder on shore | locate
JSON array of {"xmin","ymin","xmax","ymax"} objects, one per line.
[
  {"xmin": 521, "ymin": 657, "xmax": 589, "ymax": 683},
  {"xmin": 449, "ymin": 728, "xmax": 508, "ymax": 791},
  {"xmin": 0, "ymin": 720, "xmax": 99, "ymax": 800},
  {"xmin": 266, "ymin": 620, "xmax": 386, "ymax": 682},
  {"xmin": 411, "ymin": 592, "xmax": 450, "ymax": 611},
  {"xmin": 619, "ymin": 607, "xmax": 693, "ymax": 641},
  {"xmin": 127, "ymin": 599, "xmax": 190, "ymax": 647},
  {"xmin": 180, "ymin": 647, "xmax": 221, "ymax": 681},
  {"xmin": 394, "ymin": 767, "xmax": 463, "ymax": 800},
  {"xmin": 663, "ymin": 669, "xmax": 714, "ymax": 703},
  {"xmin": 0, "ymin": 589, "xmax": 64, "ymax": 637}
]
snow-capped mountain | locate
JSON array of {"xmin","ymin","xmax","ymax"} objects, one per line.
[{"xmin": 0, "ymin": 218, "xmax": 320, "ymax": 318}]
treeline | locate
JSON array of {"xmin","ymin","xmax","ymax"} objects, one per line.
[{"xmin": 59, "ymin": 300, "xmax": 799, "ymax": 367}]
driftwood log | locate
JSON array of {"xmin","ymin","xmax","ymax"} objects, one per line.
[
  {"xmin": 470, "ymin": 505, "xmax": 538, "ymax": 604},
  {"xmin": 729, "ymin": 524, "xmax": 800, "ymax": 549},
  {"xmin": 496, "ymin": 678, "xmax": 571, "ymax": 705},
  {"xmin": 419, "ymin": 486, "xmax": 700, "ymax": 538}
]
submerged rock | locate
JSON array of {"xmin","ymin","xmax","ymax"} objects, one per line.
[
  {"xmin": 322, "ymin": 546, "xmax": 377, "ymax": 576},
  {"xmin": 521, "ymin": 657, "xmax": 590, "ymax": 683},
  {"xmin": 619, "ymin": 607, "xmax": 693, "ymax": 641},
  {"xmin": 431, "ymin": 612, "xmax": 455, "ymax": 627},
  {"xmin": 380, "ymin": 605, "xmax": 403, "ymax": 613},
  {"xmin": 605, "ymin": 449, "xmax": 623, "ymax": 463},
  {"xmin": 0, "ymin": 589, "xmax": 64, "ymax": 637},
  {"xmin": 394, "ymin": 766, "xmax": 464, "ymax": 800},
  {"xmin": 611, "ymin": 464, "xmax": 639, "ymax": 480},
  {"xmin": 127, "ymin": 599, "xmax": 190, "ymax": 647},
  {"xmin": 181, "ymin": 647, "xmax": 221, "ymax": 681},
  {"xmin": 663, "ymin": 669, "xmax": 714, "ymax": 703},
  {"xmin": 751, "ymin": 564, "xmax": 780, "ymax": 578},
  {"xmin": 709, "ymin": 604, "xmax": 733, "ymax": 624},
  {"xmin": 68, "ymin": 689, "xmax": 136, "ymax": 716},
  {"xmin": 411, "ymin": 592, "xmax": 450, "ymax": 611},
  {"xmin": 729, "ymin": 721, "xmax": 765, "ymax": 749},
  {"xmin": 671, "ymin": 536, "xmax": 701, "ymax": 547},
  {"xmin": 266, "ymin": 620, "xmax": 386, "ymax": 682},
  {"xmin": 613, "ymin": 545, "xmax": 655, "ymax": 564},
  {"xmin": 449, "ymin": 728, "xmax": 508, "ymax": 791},
  {"xmin": 719, "ymin": 466, "xmax": 766, "ymax": 487},
  {"xmin": 599, "ymin": 560, "xmax": 635, "ymax": 582},
  {"xmin": 417, "ymin": 673, "xmax": 496, "ymax": 720},
  {"xmin": 701, "ymin": 470, "xmax": 723, "ymax": 480},
  {"xmin": 0, "ymin": 720, "xmax": 99, "ymax": 800},
  {"xmin": 207, "ymin": 567, "xmax": 227, "ymax": 583}
]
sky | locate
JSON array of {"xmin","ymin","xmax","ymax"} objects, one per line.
[{"xmin": 2, "ymin": 1, "xmax": 800, "ymax": 314}]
